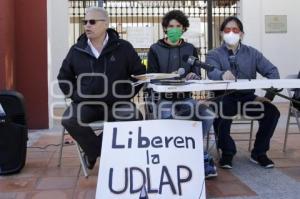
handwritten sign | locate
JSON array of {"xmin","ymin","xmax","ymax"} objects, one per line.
[{"xmin": 96, "ymin": 120, "xmax": 206, "ymax": 199}]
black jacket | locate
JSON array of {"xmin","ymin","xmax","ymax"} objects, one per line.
[{"xmin": 57, "ymin": 29, "xmax": 146, "ymax": 104}]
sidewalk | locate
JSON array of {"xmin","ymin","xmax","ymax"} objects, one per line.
[{"xmin": 0, "ymin": 103, "xmax": 299, "ymax": 199}]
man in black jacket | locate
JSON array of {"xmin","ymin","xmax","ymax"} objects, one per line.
[{"xmin": 57, "ymin": 7, "xmax": 145, "ymax": 169}]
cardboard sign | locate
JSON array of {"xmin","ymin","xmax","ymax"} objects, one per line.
[{"xmin": 96, "ymin": 120, "xmax": 206, "ymax": 199}]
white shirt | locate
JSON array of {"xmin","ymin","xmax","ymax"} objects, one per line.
[{"xmin": 87, "ymin": 33, "xmax": 109, "ymax": 59}]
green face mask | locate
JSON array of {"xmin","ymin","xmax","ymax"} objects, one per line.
[{"xmin": 167, "ymin": 28, "xmax": 183, "ymax": 43}]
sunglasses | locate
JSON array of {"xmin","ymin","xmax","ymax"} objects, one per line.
[
  {"xmin": 223, "ymin": 27, "xmax": 241, "ymax": 34},
  {"xmin": 82, "ymin": 19, "xmax": 106, "ymax": 25}
]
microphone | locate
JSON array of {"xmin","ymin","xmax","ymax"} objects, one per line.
[
  {"xmin": 182, "ymin": 55, "xmax": 215, "ymax": 72},
  {"xmin": 227, "ymin": 50, "xmax": 252, "ymax": 81},
  {"xmin": 228, "ymin": 51, "xmax": 236, "ymax": 68},
  {"xmin": 174, "ymin": 67, "xmax": 186, "ymax": 78},
  {"xmin": 228, "ymin": 50, "xmax": 238, "ymax": 82}
]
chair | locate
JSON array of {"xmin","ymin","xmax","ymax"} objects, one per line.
[
  {"xmin": 231, "ymin": 116, "xmax": 255, "ymax": 152},
  {"xmin": 57, "ymin": 125, "xmax": 103, "ymax": 177},
  {"xmin": 283, "ymin": 74, "xmax": 300, "ymax": 152},
  {"xmin": 206, "ymin": 115, "xmax": 254, "ymax": 154},
  {"xmin": 57, "ymin": 99, "xmax": 104, "ymax": 178},
  {"xmin": 144, "ymin": 88, "xmax": 255, "ymax": 153}
]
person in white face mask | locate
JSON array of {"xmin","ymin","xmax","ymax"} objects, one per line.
[
  {"xmin": 219, "ymin": 17, "xmax": 245, "ymax": 80},
  {"xmin": 205, "ymin": 16, "xmax": 281, "ymax": 170}
]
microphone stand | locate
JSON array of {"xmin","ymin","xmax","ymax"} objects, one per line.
[
  {"xmin": 262, "ymin": 87, "xmax": 299, "ymax": 103},
  {"xmin": 233, "ymin": 62, "xmax": 238, "ymax": 82},
  {"xmin": 229, "ymin": 60, "xmax": 238, "ymax": 82},
  {"xmin": 235, "ymin": 62, "xmax": 252, "ymax": 81},
  {"xmin": 228, "ymin": 49, "xmax": 251, "ymax": 82},
  {"xmin": 228, "ymin": 53, "xmax": 239, "ymax": 82}
]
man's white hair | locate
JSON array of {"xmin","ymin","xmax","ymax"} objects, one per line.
[{"xmin": 86, "ymin": 7, "xmax": 109, "ymax": 22}]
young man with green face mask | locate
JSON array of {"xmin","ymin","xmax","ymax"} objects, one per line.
[
  {"xmin": 147, "ymin": 10, "xmax": 218, "ymax": 179},
  {"xmin": 148, "ymin": 10, "xmax": 195, "ymax": 76}
]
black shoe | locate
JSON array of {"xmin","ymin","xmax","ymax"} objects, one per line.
[
  {"xmin": 250, "ymin": 154, "xmax": 274, "ymax": 168},
  {"xmin": 219, "ymin": 154, "xmax": 233, "ymax": 169},
  {"xmin": 83, "ymin": 154, "xmax": 97, "ymax": 170}
]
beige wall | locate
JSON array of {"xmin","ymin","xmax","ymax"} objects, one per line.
[
  {"xmin": 239, "ymin": 0, "xmax": 300, "ymax": 101},
  {"xmin": 47, "ymin": 0, "xmax": 69, "ymax": 128}
]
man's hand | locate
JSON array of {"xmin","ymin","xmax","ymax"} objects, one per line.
[
  {"xmin": 185, "ymin": 72, "xmax": 200, "ymax": 80},
  {"xmin": 255, "ymin": 96, "xmax": 271, "ymax": 103},
  {"xmin": 222, "ymin": 70, "xmax": 235, "ymax": 80}
]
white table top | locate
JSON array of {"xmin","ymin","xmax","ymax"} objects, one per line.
[{"xmin": 147, "ymin": 79, "xmax": 300, "ymax": 93}]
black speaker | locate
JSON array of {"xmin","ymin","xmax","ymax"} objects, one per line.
[{"xmin": 0, "ymin": 90, "xmax": 28, "ymax": 175}]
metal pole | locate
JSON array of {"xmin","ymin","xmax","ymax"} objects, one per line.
[
  {"xmin": 98, "ymin": 0, "xmax": 104, "ymax": 7},
  {"xmin": 207, "ymin": 0, "xmax": 213, "ymax": 50}
]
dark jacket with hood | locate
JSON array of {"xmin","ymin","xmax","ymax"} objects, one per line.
[
  {"xmin": 147, "ymin": 39, "xmax": 199, "ymax": 76},
  {"xmin": 57, "ymin": 28, "xmax": 146, "ymax": 105},
  {"xmin": 147, "ymin": 39, "xmax": 199, "ymax": 100}
]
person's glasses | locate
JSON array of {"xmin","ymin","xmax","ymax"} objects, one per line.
[
  {"xmin": 82, "ymin": 19, "xmax": 106, "ymax": 25},
  {"xmin": 223, "ymin": 27, "xmax": 241, "ymax": 34}
]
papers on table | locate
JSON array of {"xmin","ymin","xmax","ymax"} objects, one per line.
[{"xmin": 131, "ymin": 73, "xmax": 180, "ymax": 81}]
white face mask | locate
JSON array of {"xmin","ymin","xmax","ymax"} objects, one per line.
[{"xmin": 223, "ymin": 32, "xmax": 240, "ymax": 46}]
